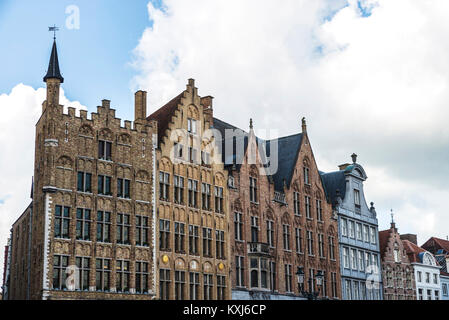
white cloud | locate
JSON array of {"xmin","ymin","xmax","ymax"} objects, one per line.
[
  {"xmin": 132, "ymin": 0, "xmax": 449, "ymax": 243},
  {"xmin": 0, "ymin": 84, "xmax": 86, "ymax": 286}
]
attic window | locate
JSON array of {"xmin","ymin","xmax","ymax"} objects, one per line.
[{"xmin": 188, "ymin": 118, "xmax": 197, "ymax": 134}]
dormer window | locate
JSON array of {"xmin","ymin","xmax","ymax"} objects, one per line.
[
  {"xmin": 354, "ymin": 189, "xmax": 361, "ymax": 207},
  {"xmin": 187, "ymin": 118, "xmax": 197, "ymax": 134}
]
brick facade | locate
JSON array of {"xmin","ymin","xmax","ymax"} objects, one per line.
[
  {"xmin": 148, "ymin": 79, "xmax": 231, "ymax": 300},
  {"xmin": 379, "ymin": 223, "xmax": 416, "ymax": 300}
]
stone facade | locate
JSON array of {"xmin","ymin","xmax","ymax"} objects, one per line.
[
  {"xmin": 320, "ymin": 156, "xmax": 383, "ymax": 300},
  {"xmin": 378, "ymin": 222, "xmax": 416, "ymax": 300},
  {"xmin": 6, "ymin": 40, "xmax": 158, "ymax": 300},
  {"xmin": 213, "ymin": 119, "xmax": 341, "ymax": 300},
  {"xmin": 148, "ymin": 79, "xmax": 231, "ymax": 300}
]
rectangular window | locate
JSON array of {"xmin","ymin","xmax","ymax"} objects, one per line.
[
  {"xmin": 189, "ymin": 225, "xmax": 199, "ymax": 255},
  {"xmin": 341, "ymin": 218, "xmax": 348, "ymax": 237},
  {"xmin": 98, "ymin": 140, "xmax": 112, "ymax": 161},
  {"xmin": 343, "ymin": 247, "xmax": 350, "ymax": 269},
  {"xmin": 117, "ymin": 178, "xmax": 131, "ymax": 199},
  {"xmin": 363, "ymin": 225, "xmax": 370, "ymax": 242},
  {"xmin": 160, "ymin": 219, "xmax": 170, "ymax": 251},
  {"xmin": 76, "ymin": 257, "xmax": 90, "ymax": 291},
  {"xmin": 203, "ymin": 274, "xmax": 213, "ymax": 300},
  {"xmin": 348, "ymin": 220, "xmax": 355, "ymax": 238},
  {"xmin": 217, "ymin": 275, "xmax": 226, "ymax": 300},
  {"xmin": 202, "ymin": 183, "xmax": 211, "ymax": 210},
  {"xmin": 216, "ymin": 230, "xmax": 225, "ymax": 259},
  {"xmin": 175, "ymin": 271, "xmax": 186, "ymax": 300},
  {"xmin": 307, "ymin": 231, "xmax": 314, "ymax": 256},
  {"xmin": 316, "ymin": 200, "xmax": 323, "ymax": 221},
  {"xmin": 328, "ymin": 236, "xmax": 335, "ymax": 260},
  {"xmin": 116, "ymin": 260, "xmax": 130, "ymax": 292},
  {"xmin": 201, "ymin": 151, "xmax": 211, "ymax": 166},
  {"xmin": 174, "ymin": 142, "xmax": 183, "ymax": 160},
  {"xmin": 283, "ymin": 225, "xmax": 291, "ymax": 251},
  {"xmin": 358, "ymin": 251, "xmax": 364, "ymax": 272},
  {"xmin": 116, "ymin": 213, "xmax": 130, "ymax": 245},
  {"xmin": 136, "ymin": 215, "xmax": 149, "ymax": 247},
  {"xmin": 98, "ymin": 175, "xmax": 112, "ymax": 196},
  {"xmin": 354, "ymin": 189, "xmax": 361, "ymax": 207},
  {"xmin": 293, "ymin": 192, "xmax": 300, "ymax": 216},
  {"xmin": 188, "ymin": 147, "xmax": 198, "ymax": 163},
  {"xmin": 426, "ymin": 272, "xmax": 430, "ymax": 283},
  {"xmin": 96, "ymin": 211, "xmax": 111, "ymax": 243},
  {"xmin": 189, "ymin": 272, "xmax": 200, "ymax": 300},
  {"xmin": 236, "ymin": 256, "xmax": 245, "ymax": 287},
  {"xmin": 174, "ymin": 176, "xmax": 184, "ymax": 204},
  {"xmin": 95, "ymin": 258, "xmax": 111, "ymax": 291},
  {"xmin": 318, "ymin": 233, "xmax": 325, "ymax": 258},
  {"xmin": 160, "ymin": 269, "xmax": 171, "ymax": 300},
  {"xmin": 351, "ymin": 249, "xmax": 357, "ymax": 270},
  {"xmin": 251, "ymin": 216, "xmax": 259, "ymax": 243},
  {"xmin": 203, "ymin": 227, "xmax": 213, "ymax": 257},
  {"xmin": 270, "ymin": 262, "xmax": 276, "ymax": 291},
  {"xmin": 77, "ymin": 172, "xmax": 92, "ymax": 193},
  {"xmin": 434, "ymin": 274, "xmax": 438, "ymax": 284},
  {"xmin": 135, "ymin": 261, "xmax": 149, "ymax": 294},
  {"xmin": 52, "ymin": 255, "xmax": 69, "ymax": 290},
  {"xmin": 267, "ymin": 221, "xmax": 274, "ymax": 247},
  {"xmin": 285, "ymin": 264, "xmax": 292, "ymax": 292},
  {"xmin": 234, "ymin": 212, "xmax": 243, "ymax": 241},
  {"xmin": 296, "ymin": 228, "xmax": 303, "ymax": 253},
  {"xmin": 249, "ymin": 177, "xmax": 258, "ymax": 203},
  {"xmin": 331, "ymin": 272, "xmax": 338, "ymax": 298},
  {"xmin": 159, "ymin": 172, "xmax": 170, "ymax": 201},
  {"xmin": 417, "ymin": 271, "xmax": 422, "ymax": 282},
  {"xmin": 215, "ymin": 186, "xmax": 224, "ymax": 213},
  {"xmin": 370, "ymin": 227, "xmax": 376, "ymax": 244},
  {"xmin": 174, "ymin": 222, "xmax": 186, "ymax": 253},
  {"xmin": 364, "ymin": 252, "xmax": 370, "ymax": 271},
  {"xmin": 303, "ymin": 167, "xmax": 310, "ymax": 185},
  {"xmin": 188, "ymin": 179, "xmax": 198, "ymax": 208},
  {"xmin": 356, "ymin": 223, "xmax": 362, "ymax": 240},
  {"xmin": 187, "ymin": 118, "xmax": 197, "ymax": 134},
  {"xmin": 76, "ymin": 208, "xmax": 91, "ymax": 241},
  {"xmin": 55, "ymin": 205, "xmax": 70, "ymax": 239},
  {"xmin": 305, "ymin": 196, "xmax": 312, "ymax": 219},
  {"xmin": 443, "ymin": 283, "xmax": 448, "ymax": 296}
]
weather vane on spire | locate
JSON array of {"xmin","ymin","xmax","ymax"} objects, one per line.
[
  {"xmin": 390, "ymin": 209, "xmax": 394, "ymax": 224},
  {"xmin": 48, "ymin": 25, "xmax": 59, "ymax": 40}
]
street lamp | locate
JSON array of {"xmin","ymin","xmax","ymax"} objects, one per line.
[{"xmin": 296, "ymin": 267, "xmax": 325, "ymax": 300}]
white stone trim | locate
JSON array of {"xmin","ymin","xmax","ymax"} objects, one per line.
[{"xmin": 42, "ymin": 193, "xmax": 52, "ymax": 299}]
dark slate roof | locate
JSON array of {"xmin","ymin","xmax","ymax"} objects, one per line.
[
  {"xmin": 320, "ymin": 170, "xmax": 346, "ymax": 207},
  {"xmin": 148, "ymin": 92, "xmax": 184, "ymax": 146},
  {"xmin": 266, "ymin": 133, "xmax": 303, "ymax": 192},
  {"xmin": 43, "ymin": 40, "xmax": 64, "ymax": 83},
  {"xmin": 212, "ymin": 117, "xmax": 303, "ymax": 192}
]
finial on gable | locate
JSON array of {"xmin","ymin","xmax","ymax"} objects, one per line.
[
  {"xmin": 249, "ymin": 118, "xmax": 253, "ymax": 130},
  {"xmin": 351, "ymin": 153, "xmax": 357, "ymax": 164},
  {"xmin": 301, "ymin": 117, "xmax": 307, "ymax": 133}
]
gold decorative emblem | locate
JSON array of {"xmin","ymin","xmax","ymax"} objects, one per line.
[
  {"xmin": 162, "ymin": 255, "xmax": 169, "ymax": 264},
  {"xmin": 218, "ymin": 263, "xmax": 225, "ymax": 271}
]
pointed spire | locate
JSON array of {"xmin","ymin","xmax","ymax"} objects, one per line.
[{"xmin": 43, "ymin": 40, "xmax": 64, "ymax": 83}]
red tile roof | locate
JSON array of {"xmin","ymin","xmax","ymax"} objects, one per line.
[
  {"xmin": 403, "ymin": 239, "xmax": 427, "ymax": 263},
  {"xmin": 422, "ymin": 237, "xmax": 449, "ymax": 254},
  {"xmin": 147, "ymin": 92, "xmax": 184, "ymax": 145},
  {"xmin": 379, "ymin": 229, "xmax": 392, "ymax": 258}
]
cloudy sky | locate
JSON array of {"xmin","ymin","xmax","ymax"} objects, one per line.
[{"xmin": 1, "ymin": 0, "xmax": 449, "ymax": 285}]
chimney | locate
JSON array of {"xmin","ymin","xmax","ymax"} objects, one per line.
[
  {"xmin": 400, "ymin": 234, "xmax": 418, "ymax": 245},
  {"xmin": 135, "ymin": 90, "xmax": 147, "ymax": 122},
  {"xmin": 339, "ymin": 163, "xmax": 351, "ymax": 171}
]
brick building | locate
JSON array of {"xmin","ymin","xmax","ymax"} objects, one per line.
[
  {"xmin": 147, "ymin": 79, "xmax": 231, "ymax": 300},
  {"xmin": 378, "ymin": 219, "xmax": 416, "ymax": 300},
  {"xmin": 6, "ymin": 39, "xmax": 158, "ymax": 300},
  {"xmin": 213, "ymin": 118, "xmax": 341, "ymax": 300}
]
